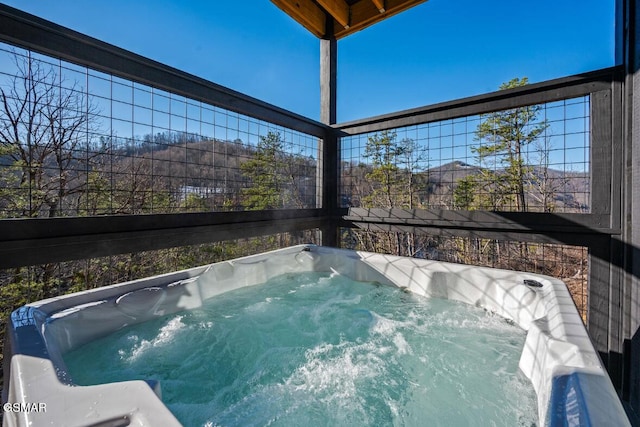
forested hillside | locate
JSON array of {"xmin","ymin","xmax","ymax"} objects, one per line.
[{"xmin": 0, "ymin": 51, "xmax": 590, "ymax": 381}]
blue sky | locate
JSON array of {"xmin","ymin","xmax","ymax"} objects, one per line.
[{"xmin": 0, "ymin": 0, "xmax": 615, "ymax": 123}]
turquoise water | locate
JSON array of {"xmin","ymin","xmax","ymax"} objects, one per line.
[{"xmin": 64, "ymin": 272, "xmax": 538, "ymax": 426}]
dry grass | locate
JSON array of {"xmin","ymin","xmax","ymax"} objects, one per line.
[{"xmin": 562, "ymin": 276, "xmax": 588, "ymax": 323}]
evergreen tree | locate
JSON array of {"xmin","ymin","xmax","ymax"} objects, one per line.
[
  {"xmin": 362, "ymin": 130, "xmax": 404, "ymax": 208},
  {"xmin": 473, "ymin": 77, "xmax": 548, "ymax": 212},
  {"xmin": 240, "ymin": 131, "xmax": 303, "ymax": 210},
  {"xmin": 453, "ymin": 176, "xmax": 477, "ymax": 210},
  {"xmin": 356, "ymin": 130, "xmax": 426, "ymax": 256},
  {"xmin": 452, "ymin": 78, "xmax": 550, "ymax": 264},
  {"xmin": 362, "ymin": 130, "xmax": 424, "ymax": 209}
]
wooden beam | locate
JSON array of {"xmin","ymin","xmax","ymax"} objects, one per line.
[
  {"xmin": 342, "ymin": 220, "xmax": 609, "ymax": 247},
  {"xmin": 316, "ymin": 0, "xmax": 351, "ymax": 29},
  {"xmin": 370, "ymin": 0, "xmax": 386, "ymax": 13},
  {"xmin": 271, "ymin": 0, "xmax": 326, "ymax": 38},
  {"xmin": 335, "ymin": 0, "xmax": 428, "ymax": 39},
  {"xmin": 320, "ymin": 35, "xmax": 337, "ymax": 124},
  {"xmin": 343, "ymin": 208, "xmax": 618, "ymax": 236},
  {"xmin": 0, "ymin": 4, "xmax": 328, "ymax": 138},
  {"xmin": 271, "ymin": 0, "xmax": 427, "ymax": 39},
  {"xmin": 335, "ymin": 67, "xmax": 619, "ymax": 135},
  {"xmin": 0, "ymin": 209, "xmax": 328, "ymax": 268}
]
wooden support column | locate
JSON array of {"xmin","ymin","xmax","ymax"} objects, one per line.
[
  {"xmin": 319, "ymin": 21, "xmax": 339, "ymax": 246},
  {"xmin": 320, "ymin": 35, "xmax": 337, "ymax": 125},
  {"xmin": 619, "ymin": 0, "xmax": 640, "ymax": 418}
]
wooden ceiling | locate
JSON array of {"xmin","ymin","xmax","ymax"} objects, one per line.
[{"xmin": 271, "ymin": 0, "xmax": 428, "ymax": 39}]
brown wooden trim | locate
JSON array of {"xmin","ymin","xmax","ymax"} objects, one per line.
[
  {"xmin": 370, "ymin": 0, "xmax": 386, "ymax": 13},
  {"xmin": 334, "ymin": 0, "xmax": 427, "ymax": 39},
  {"xmin": 271, "ymin": 0, "xmax": 327, "ymax": 37},
  {"xmin": 316, "ymin": 0, "xmax": 350, "ymax": 29}
]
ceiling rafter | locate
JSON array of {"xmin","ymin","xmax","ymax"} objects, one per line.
[
  {"xmin": 316, "ymin": 0, "xmax": 350, "ymax": 29},
  {"xmin": 370, "ymin": 0, "xmax": 386, "ymax": 13},
  {"xmin": 334, "ymin": 0, "xmax": 427, "ymax": 39},
  {"xmin": 271, "ymin": 0, "xmax": 327, "ymax": 38},
  {"xmin": 271, "ymin": 0, "xmax": 427, "ymax": 39}
]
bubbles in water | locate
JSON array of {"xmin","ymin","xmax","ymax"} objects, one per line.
[
  {"xmin": 123, "ymin": 315, "xmax": 185, "ymax": 362},
  {"xmin": 64, "ymin": 272, "xmax": 538, "ymax": 427}
]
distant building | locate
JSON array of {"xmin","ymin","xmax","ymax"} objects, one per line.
[{"xmin": 178, "ymin": 185, "xmax": 226, "ymax": 201}]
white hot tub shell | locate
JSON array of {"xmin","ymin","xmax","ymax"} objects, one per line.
[{"xmin": 1, "ymin": 245, "xmax": 631, "ymax": 426}]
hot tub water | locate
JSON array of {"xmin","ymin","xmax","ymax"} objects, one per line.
[{"xmin": 64, "ymin": 271, "xmax": 538, "ymax": 426}]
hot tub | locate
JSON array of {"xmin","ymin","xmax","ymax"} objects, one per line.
[{"xmin": 1, "ymin": 245, "xmax": 630, "ymax": 426}]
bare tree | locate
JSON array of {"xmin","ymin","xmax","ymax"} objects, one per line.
[
  {"xmin": 529, "ymin": 137, "xmax": 563, "ymax": 212},
  {"xmin": 0, "ymin": 50, "xmax": 100, "ymax": 218}
]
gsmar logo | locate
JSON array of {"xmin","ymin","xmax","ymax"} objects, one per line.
[{"xmin": 3, "ymin": 402, "xmax": 47, "ymax": 413}]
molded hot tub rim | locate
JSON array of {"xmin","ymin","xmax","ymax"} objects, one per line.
[{"xmin": 1, "ymin": 245, "xmax": 630, "ymax": 427}]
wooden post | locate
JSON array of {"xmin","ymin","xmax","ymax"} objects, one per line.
[
  {"xmin": 318, "ymin": 18, "xmax": 339, "ymax": 247},
  {"xmin": 320, "ymin": 36, "xmax": 337, "ymax": 125},
  {"xmin": 619, "ymin": 0, "xmax": 640, "ymax": 418}
]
